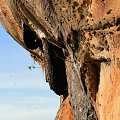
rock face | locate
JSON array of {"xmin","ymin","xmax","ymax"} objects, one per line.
[
  {"xmin": 55, "ymin": 96, "xmax": 74, "ymax": 120},
  {"xmin": 1, "ymin": 0, "xmax": 120, "ymax": 120}
]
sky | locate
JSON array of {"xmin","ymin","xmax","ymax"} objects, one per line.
[{"xmin": 0, "ymin": 24, "xmax": 59, "ymax": 120}]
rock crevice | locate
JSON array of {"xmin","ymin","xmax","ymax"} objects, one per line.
[{"xmin": 1, "ymin": 0, "xmax": 120, "ymax": 120}]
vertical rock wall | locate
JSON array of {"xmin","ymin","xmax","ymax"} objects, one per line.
[{"xmin": 1, "ymin": 0, "xmax": 120, "ymax": 120}]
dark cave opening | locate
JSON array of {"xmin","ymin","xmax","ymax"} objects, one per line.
[
  {"xmin": 23, "ymin": 23, "xmax": 43, "ymax": 50},
  {"xmin": 45, "ymin": 43, "xmax": 68, "ymax": 95}
]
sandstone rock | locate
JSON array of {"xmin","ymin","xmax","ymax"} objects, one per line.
[{"xmin": 1, "ymin": 0, "xmax": 120, "ymax": 120}]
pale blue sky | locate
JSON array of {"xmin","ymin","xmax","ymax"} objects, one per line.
[{"xmin": 0, "ymin": 24, "xmax": 59, "ymax": 120}]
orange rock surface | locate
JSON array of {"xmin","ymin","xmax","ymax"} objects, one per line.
[
  {"xmin": 1, "ymin": 0, "xmax": 120, "ymax": 120},
  {"xmin": 55, "ymin": 97, "xmax": 74, "ymax": 120}
]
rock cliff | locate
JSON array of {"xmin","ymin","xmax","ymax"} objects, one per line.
[{"xmin": 1, "ymin": 0, "xmax": 120, "ymax": 120}]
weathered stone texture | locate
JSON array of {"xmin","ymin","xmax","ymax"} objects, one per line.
[{"xmin": 1, "ymin": 0, "xmax": 120, "ymax": 120}]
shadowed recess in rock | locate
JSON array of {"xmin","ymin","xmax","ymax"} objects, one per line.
[
  {"xmin": 23, "ymin": 23, "xmax": 43, "ymax": 50},
  {"xmin": 45, "ymin": 42, "xmax": 68, "ymax": 95}
]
